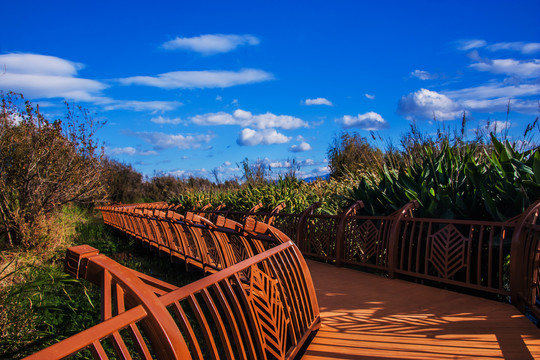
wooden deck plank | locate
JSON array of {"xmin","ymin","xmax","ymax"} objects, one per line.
[{"xmin": 304, "ymin": 260, "xmax": 540, "ymax": 360}]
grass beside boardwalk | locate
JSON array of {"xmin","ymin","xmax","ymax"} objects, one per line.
[{"xmin": 0, "ymin": 207, "xmax": 202, "ymax": 359}]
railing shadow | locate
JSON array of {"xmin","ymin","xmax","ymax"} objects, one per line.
[{"xmin": 303, "ymin": 259, "xmax": 540, "ymax": 359}]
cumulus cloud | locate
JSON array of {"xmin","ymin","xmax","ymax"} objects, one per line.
[
  {"xmin": 191, "ymin": 109, "xmax": 307, "ymax": 130},
  {"xmin": 107, "ymin": 147, "xmax": 157, "ymax": 156},
  {"xmin": 303, "ymin": 98, "xmax": 333, "ymax": 106},
  {"xmin": 162, "ymin": 34, "xmax": 260, "ymax": 55},
  {"xmin": 118, "ymin": 69, "xmax": 273, "ymax": 89},
  {"xmin": 0, "ymin": 53, "xmax": 107, "ymax": 101},
  {"xmin": 289, "ymin": 142, "xmax": 312, "ymax": 152},
  {"xmin": 150, "ymin": 116, "xmax": 185, "ymax": 125},
  {"xmin": 398, "ymin": 88, "xmax": 464, "ymax": 121},
  {"xmin": 337, "ymin": 111, "xmax": 389, "ymax": 130},
  {"xmin": 134, "ymin": 131, "xmax": 214, "ymax": 150},
  {"xmin": 411, "ymin": 69, "xmax": 437, "ymax": 80},
  {"xmin": 469, "ymin": 59, "xmax": 540, "ymax": 79},
  {"xmin": 237, "ymin": 128, "xmax": 291, "ymax": 146},
  {"xmin": 364, "ymin": 93, "xmax": 375, "ymax": 100}
]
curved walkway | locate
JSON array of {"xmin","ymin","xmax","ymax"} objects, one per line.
[{"xmin": 304, "ymin": 260, "xmax": 540, "ymax": 360}]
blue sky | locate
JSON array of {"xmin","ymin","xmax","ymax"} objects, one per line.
[{"xmin": 1, "ymin": 1, "xmax": 539, "ymax": 181}]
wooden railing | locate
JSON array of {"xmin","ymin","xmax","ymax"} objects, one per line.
[{"xmin": 26, "ymin": 210, "xmax": 320, "ymax": 359}]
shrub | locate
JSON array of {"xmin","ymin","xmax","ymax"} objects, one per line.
[
  {"xmin": 327, "ymin": 132, "xmax": 384, "ymax": 179},
  {"xmin": 0, "ymin": 92, "xmax": 105, "ymax": 248}
]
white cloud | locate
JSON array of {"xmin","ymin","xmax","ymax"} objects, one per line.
[
  {"xmin": 161, "ymin": 34, "xmax": 260, "ymax": 55},
  {"xmin": 118, "ymin": 69, "xmax": 273, "ymax": 89},
  {"xmin": 444, "ymin": 83, "xmax": 540, "ymax": 101},
  {"xmin": 191, "ymin": 109, "xmax": 307, "ymax": 130},
  {"xmin": 102, "ymin": 100, "xmax": 182, "ymax": 112},
  {"xmin": 0, "ymin": 53, "xmax": 83, "ymax": 75},
  {"xmin": 107, "ymin": 147, "xmax": 157, "ymax": 156},
  {"xmin": 0, "ymin": 53, "xmax": 107, "ymax": 101},
  {"xmin": 135, "ymin": 132, "xmax": 214, "ymax": 150},
  {"xmin": 470, "ymin": 59, "xmax": 540, "ymax": 78},
  {"xmin": 150, "ymin": 116, "xmax": 185, "ymax": 125},
  {"xmin": 0, "ymin": 53, "xmax": 185, "ymax": 114},
  {"xmin": 460, "ymin": 97, "xmax": 539, "ymax": 114},
  {"xmin": 364, "ymin": 93, "xmax": 375, "ymax": 100},
  {"xmin": 486, "ymin": 41, "xmax": 540, "ymax": 54},
  {"xmin": 237, "ymin": 128, "xmax": 291, "ymax": 146},
  {"xmin": 315, "ymin": 166, "xmax": 330, "ymax": 175},
  {"xmin": 479, "ymin": 120, "xmax": 512, "ymax": 133},
  {"xmin": 269, "ymin": 160, "xmax": 292, "ymax": 169},
  {"xmin": 303, "ymin": 98, "xmax": 333, "ymax": 106},
  {"xmin": 457, "ymin": 39, "xmax": 487, "ymax": 51},
  {"xmin": 168, "ymin": 168, "xmax": 210, "ymax": 178},
  {"xmin": 457, "ymin": 39, "xmax": 540, "ymax": 55},
  {"xmin": 301, "ymin": 159, "xmax": 315, "ymax": 166},
  {"xmin": 411, "ymin": 69, "xmax": 437, "ymax": 80},
  {"xmin": 216, "ymin": 95, "xmax": 222, "ymax": 101},
  {"xmin": 337, "ymin": 111, "xmax": 389, "ymax": 129},
  {"xmin": 398, "ymin": 88, "xmax": 464, "ymax": 121},
  {"xmin": 289, "ymin": 142, "xmax": 312, "ymax": 152}
]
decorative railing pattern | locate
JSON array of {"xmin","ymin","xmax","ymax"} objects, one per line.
[
  {"xmin": 100, "ymin": 200, "xmax": 540, "ymax": 301},
  {"xmin": 26, "ymin": 205, "xmax": 320, "ymax": 360}
]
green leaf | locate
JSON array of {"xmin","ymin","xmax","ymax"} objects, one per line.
[{"xmin": 533, "ymin": 151, "xmax": 540, "ymax": 183}]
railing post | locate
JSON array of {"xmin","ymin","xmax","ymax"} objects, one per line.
[
  {"xmin": 295, "ymin": 202, "xmax": 321, "ymax": 252},
  {"xmin": 387, "ymin": 201, "xmax": 419, "ymax": 278},
  {"xmin": 264, "ymin": 202, "xmax": 286, "ymax": 225},
  {"xmin": 510, "ymin": 200, "xmax": 540, "ymax": 312},
  {"xmin": 335, "ymin": 201, "xmax": 364, "ymax": 267}
]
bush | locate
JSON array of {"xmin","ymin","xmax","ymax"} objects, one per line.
[
  {"xmin": 102, "ymin": 158, "xmax": 144, "ymax": 204},
  {"xmin": 327, "ymin": 132, "xmax": 384, "ymax": 179},
  {"xmin": 0, "ymin": 93, "xmax": 105, "ymax": 248}
]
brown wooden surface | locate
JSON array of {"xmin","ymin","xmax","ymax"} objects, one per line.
[{"xmin": 304, "ymin": 259, "xmax": 540, "ymax": 360}]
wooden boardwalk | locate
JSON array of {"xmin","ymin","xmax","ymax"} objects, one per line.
[{"xmin": 304, "ymin": 260, "xmax": 540, "ymax": 360}]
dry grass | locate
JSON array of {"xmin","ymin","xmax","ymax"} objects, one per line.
[{"xmin": 0, "ymin": 205, "xmax": 89, "ymax": 291}]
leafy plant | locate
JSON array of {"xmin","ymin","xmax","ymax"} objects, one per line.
[{"xmin": 344, "ymin": 135, "xmax": 540, "ymax": 220}]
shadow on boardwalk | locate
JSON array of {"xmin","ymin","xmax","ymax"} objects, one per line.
[{"xmin": 303, "ymin": 260, "xmax": 540, "ymax": 360}]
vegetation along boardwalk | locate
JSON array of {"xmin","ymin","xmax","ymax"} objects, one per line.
[{"xmin": 304, "ymin": 260, "xmax": 540, "ymax": 359}]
